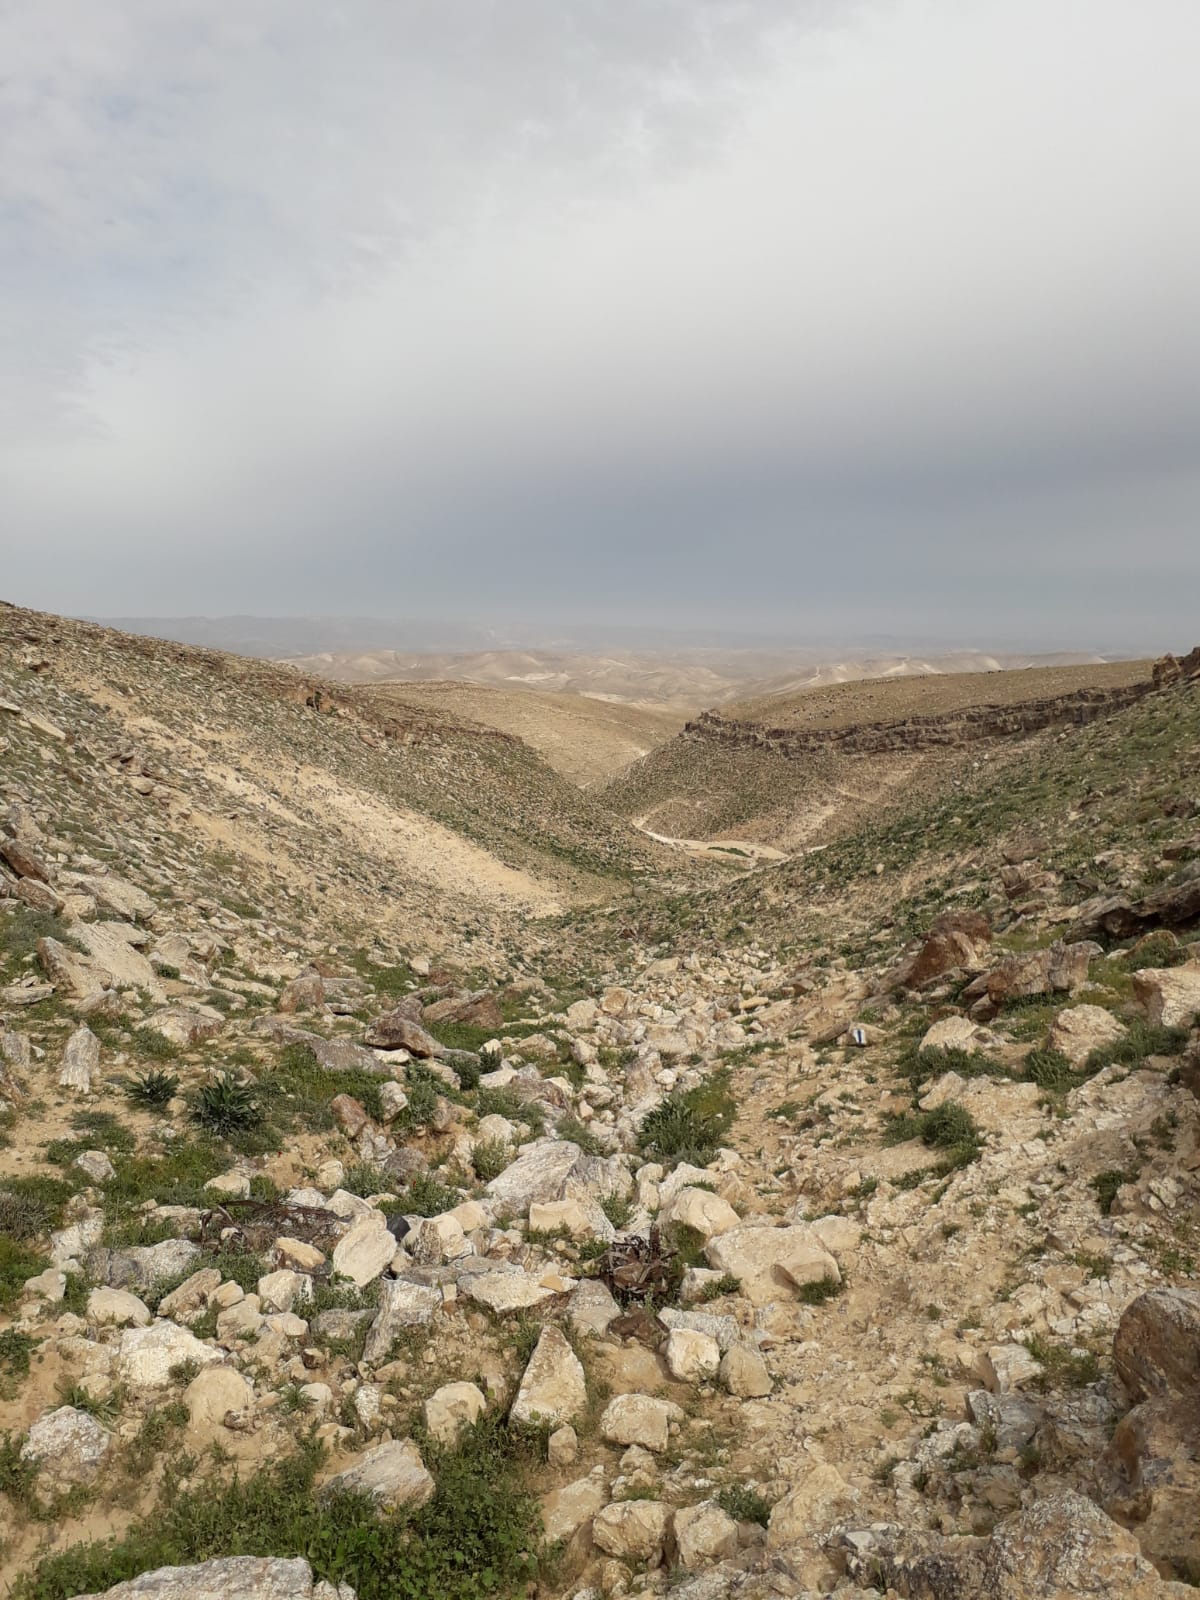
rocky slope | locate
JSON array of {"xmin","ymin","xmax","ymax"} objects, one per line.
[{"xmin": 1, "ymin": 609, "xmax": 1199, "ymax": 1600}]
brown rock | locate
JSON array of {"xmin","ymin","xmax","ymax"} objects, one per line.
[
  {"xmin": 363, "ymin": 1011, "xmax": 443, "ymax": 1055},
  {"xmin": 1114, "ymin": 1289, "xmax": 1200, "ymax": 1402},
  {"xmin": 984, "ymin": 941, "xmax": 1092, "ymax": 1005},
  {"xmin": 278, "ymin": 971, "xmax": 326, "ymax": 1013},
  {"xmin": 891, "ymin": 911, "xmax": 992, "ymax": 989},
  {"xmin": 330, "ymin": 1093, "xmax": 370, "ymax": 1139},
  {"xmin": 0, "ymin": 837, "xmax": 51, "ymax": 881},
  {"xmin": 1098, "ymin": 1388, "xmax": 1200, "ymax": 1580}
]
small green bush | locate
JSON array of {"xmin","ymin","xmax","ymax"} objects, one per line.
[
  {"xmin": 637, "ymin": 1070, "xmax": 734, "ymax": 1168},
  {"xmin": 471, "ymin": 1138, "xmax": 509, "ymax": 1182},
  {"xmin": 1090, "ymin": 1168, "xmax": 1134, "ymax": 1215},
  {"xmin": 402, "ymin": 1173, "xmax": 460, "ymax": 1218},
  {"xmin": 124, "ymin": 1069, "xmax": 180, "ymax": 1109},
  {"xmin": 192, "ymin": 1072, "xmax": 258, "ymax": 1135},
  {"xmin": 716, "ymin": 1483, "xmax": 771, "ymax": 1526},
  {"xmin": 1024, "ymin": 1047, "xmax": 1073, "ymax": 1091}
]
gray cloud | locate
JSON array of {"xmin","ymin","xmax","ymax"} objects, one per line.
[{"xmin": 2, "ymin": 0, "xmax": 1198, "ymax": 650}]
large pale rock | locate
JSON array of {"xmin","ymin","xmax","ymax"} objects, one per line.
[
  {"xmin": 331, "ymin": 1213, "xmax": 395, "ymax": 1287},
  {"xmin": 1048, "ymin": 1004, "xmax": 1127, "ymax": 1066},
  {"xmin": 147, "ymin": 1005, "xmax": 225, "ymax": 1048},
  {"xmin": 185, "ymin": 1366, "xmax": 253, "ymax": 1428},
  {"xmin": 705, "ymin": 1224, "xmax": 838, "ymax": 1304},
  {"xmin": 528, "ymin": 1198, "xmax": 592, "ymax": 1237},
  {"xmin": 920, "ymin": 1015, "xmax": 993, "ymax": 1053},
  {"xmin": 72, "ymin": 1556, "xmax": 337, "ymax": 1599},
  {"xmin": 720, "ymin": 1345, "xmax": 773, "ymax": 1398},
  {"xmin": 158, "ymin": 1267, "xmax": 222, "ymax": 1321},
  {"xmin": 88, "ymin": 1286, "xmax": 151, "ymax": 1327},
  {"xmin": 409, "ymin": 1212, "xmax": 471, "ymax": 1264},
  {"xmin": 979, "ymin": 1488, "xmax": 1166, "ymax": 1598},
  {"xmin": 117, "ymin": 1322, "xmax": 223, "ymax": 1389},
  {"xmin": 275, "ymin": 1237, "xmax": 326, "ymax": 1272},
  {"xmin": 569, "ymin": 1278, "xmax": 621, "ymax": 1338},
  {"xmin": 258, "ymin": 1269, "xmax": 305, "ymax": 1313},
  {"xmin": 1114, "ymin": 1288, "xmax": 1200, "ymax": 1401},
  {"xmin": 59, "ymin": 1024, "xmax": 100, "ymax": 1092},
  {"xmin": 424, "ymin": 1381, "xmax": 487, "ymax": 1444},
  {"xmin": 891, "ymin": 912, "xmax": 992, "ymax": 989},
  {"xmin": 767, "ymin": 1461, "xmax": 853, "ymax": 1546},
  {"xmin": 599, "ymin": 1393, "xmax": 681, "ymax": 1453},
  {"xmin": 463, "ymin": 1272, "xmax": 557, "ymax": 1313},
  {"xmin": 68, "ymin": 872, "xmax": 156, "ymax": 922},
  {"xmin": 661, "ymin": 1186, "xmax": 741, "ymax": 1240},
  {"xmin": 74, "ymin": 921, "xmax": 165, "ymax": 1001},
  {"xmin": 324, "ymin": 1439, "xmax": 434, "ymax": 1511},
  {"xmin": 542, "ymin": 1470, "xmax": 607, "ymax": 1543},
  {"xmin": 511, "ymin": 1326, "xmax": 587, "ymax": 1428},
  {"xmin": 362, "ymin": 1011, "xmax": 442, "ymax": 1055},
  {"xmin": 484, "ymin": 1137, "xmax": 581, "ymax": 1211},
  {"xmin": 979, "ymin": 1343, "xmax": 1045, "ymax": 1395},
  {"xmin": 674, "ymin": 1501, "xmax": 739, "ymax": 1567},
  {"xmin": 666, "ymin": 1328, "xmax": 721, "ymax": 1384},
  {"xmin": 75, "ymin": 1149, "xmax": 116, "ymax": 1183},
  {"xmin": 1133, "ymin": 962, "xmax": 1200, "ymax": 1030},
  {"xmin": 362, "ymin": 1278, "xmax": 441, "ymax": 1365},
  {"xmin": 21, "ymin": 1405, "xmax": 113, "ymax": 1484},
  {"xmin": 592, "ymin": 1499, "xmax": 672, "ymax": 1564}
]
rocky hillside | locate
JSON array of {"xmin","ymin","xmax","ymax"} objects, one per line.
[
  {"xmin": 603, "ymin": 655, "xmax": 1181, "ymax": 849},
  {"xmin": 1, "ymin": 608, "xmax": 1198, "ymax": 1600}
]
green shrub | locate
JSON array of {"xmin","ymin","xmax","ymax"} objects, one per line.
[
  {"xmin": 341, "ymin": 1163, "xmax": 393, "ymax": 1199},
  {"xmin": 1024, "ymin": 1047, "xmax": 1073, "ymax": 1091},
  {"xmin": 0, "ymin": 1236, "xmax": 45, "ymax": 1310},
  {"xmin": 0, "ymin": 1175, "xmax": 73, "ymax": 1241},
  {"xmin": 192, "ymin": 1072, "xmax": 258, "ymax": 1135},
  {"xmin": 402, "ymin": 1173, "xmax": 460, "ymax": 1218},
  {"xmin": 1090, "ymin": 1168, "xmax": 1134, "ymax": 1215},
  {"xmin": 1085, "ymin": 1020, "xmax": 1190, "ymax": 1074},
  {"xmin": 124, "ymin": 1069, "xmax": 180, "ymax": 1109},
  {"xmin": 637, "ymin": 1070, "xmax": 734, "ymax": 1168},
  {"xmin": 599, "ymin": 1192, "xmax": 633, "ymax": 1230},
  {"xmin": 129, "ymin": 1027, "xmax": 181, "ymax": 1062},
  {"xmin": 17, "ymin": 1417, "xmax": 541, "ymax": 1600},
  {"xmin": 471, "ymin": 1138, "xmax": 509, "ymax": 1182},
  {"xmin": 716, "ymin": 1483, "xmax": 771, "ymax": 1526},
  {"xmin": 556, "ymin": 1116, "xmax": 603, "ymax": 1156}
]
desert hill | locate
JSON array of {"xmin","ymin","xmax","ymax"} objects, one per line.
[{"xmin": 1, "ymin": 608, "xmax": 1198, "ymax": 1600}]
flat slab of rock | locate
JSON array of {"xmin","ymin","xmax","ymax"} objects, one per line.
[
  {"xmin": 511, "ymin": 1327, "xmax": 587, "ymax": 1427},
  {"xmin": 59, "ymin": 1025, "xmax": 100, "ymax": 1092},
  {"xmin": 117, "ymin": 1322, "xmax": 224, "ymax": 1389},
  {"xmin": 463, "ymin": 1271, "xmax": 558, "ymax": 1313},
  {"xmin": 1114, "ymin": 1287, "xmax": 1200, "ymax": 1401},
  {"xmin": 1133, "ymin": 963, "xmax": 1200, "ymax": 1030},
  {"xmin": 599, "ymin": 1393, "xmax": 682, "ymax": 1453},
  {"xmin": 592, "ymin": 1499, "xmax": 671, "ymax": 1562},
  {"xmin": 72, "ymin": 1556, "xmax": 330, "ymax": 1599},
  {"xmin": 484, "ymin": 1137, "xmax": 582, "ymax": 1211},
  {"xmin": 1048, "ymin": 1004, "xmax": 1127, "ymax": 1065},
  {"xmin": 324, "ymin": 1439, "xmax": 434, "ymax": 1511},
  {"xmin": 331, "ymin": 1214, "xmax": 395, "ymax": 1287},
  {"xmin": 362, "ymin": 1279, "xmax": 441, "ymax": 1365},
  {"xmin": 22, "ymin": 1405, "xmax": 113, "ymax": 1484},
  {"xmin": 74, "ymin": 922, "xmax": 166, "ymax": 1001},
  {"xmin": 704, "ymin": 1224, "xmax": 839, "ymax": 1305}
]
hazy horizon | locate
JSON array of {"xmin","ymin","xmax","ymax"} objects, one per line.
[{"xmin": 4, "ymin": 3, "xmax": 1198, "ymax": 639}]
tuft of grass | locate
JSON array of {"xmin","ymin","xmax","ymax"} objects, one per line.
[
  {"xmin": 1085, "ymin": 1019, "xmax": 1190, "ymax": 1074},
  {"xmin": 191, "ymin": 1072, "xmax": 258, "ymax": 1135},
  {"xmin": 716, "ymin": 1483, "xmax": 771, "ymax": 1526},
  {"xmin": 637, "ymin": 1069, "xmax": 734, "ymax": 1168},
  {"xmin": 1090, "ymin": 1167, "xmax": 1135, "ymax": 1215},
  {"xmin": 124, "ymin": 1069, "xmax": 180, "ymax": 1109},
  {"xmin": 401, "ymin": 1172, "xmax": 460, "ymax": 1218},
  {"xmin": 471, "ymin": 1138, "xmax": 509, "ymax": 1183},
  {"xmin": 129, "ymin": 1027, "xmax": 181, "ymax": 1062},
  {"xmin": 794, "ymin": 1275, "xmax": 843, "ymax": 1305},
  {"xmin": 1024, "ymin": 1047, "xmax": 1074, "ymax": 1092}
]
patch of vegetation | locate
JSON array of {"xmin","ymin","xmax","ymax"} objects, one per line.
[
  {"xmin": 0, "ymin": 1236, "xmax": 46, "ymax": 1311},
  {"xmin": 1085, "ymin": 1020, "xmax": 1190, "ymax": 1073},
  {"xmin": 795, "ymin": 1274, "xmax": 843, "ymax": 1305},
  {"xmin": 598, "ymin": 1192, "xmax": 633, "ymax": 1230},
  {"xmin": 697, "ymin": 1272, "xmax": 741, "ymax": 1302},
  {"xmin": 1090, "ymin": 1167, "xmax": 1136, "ymax": 1215},
  {"xmin": 341, "ymin": 1163, "xmax": 394, "ymax": 1199},
  {"xmin": 636, "ymin": 1069, "xmax": 735, "ymax": 1168},
  {"xmin": 716, "ymin": 1483, "xmax": 771, "ymax": 1526},
  {"xmin": 1023, "ymin": 1333, "xmax": 1101, "ymax": 1389},
  {"xmin": 192, "ymin": 1072, "xmax": 258, "ymax": 1135},
  {"xmin": 128, "ymin": 1027, "xmax": 181, "ymax": 1062},
  {"xmin": 471, "ymin": 1138, "xmax": 509, "ymax": 1182},
  {"xmin": 0, "ymin": 1329, "xmax": 38, "ymax": 1391},
  {"xmin": 556, "ymin": 1116, "xmax": 603, "ymax": 1156},
  {"xmin": 1023, "ymin": 1047, "xmax": 1074, "ymax": 1092},
  {"xmin": 895, "ymin": 1043, "xmax": 1014, "ymax": 1091},
  {"xmin": 124, "ymin": 1068, "xmax": 180, "ymax": 1109},
  {"xmin": 402, "ymin": 1172, "xmax": 460, "ymax": 1218},
  {"xmin": 883, "ymin": 1100, "xmax": 981, "ymax": 1175},
  {"xmin": 0, "ymin": 1173, "xmax": 74, "ymax": 1241},
  {"xmin": 16, "ymin": 1418, "xmax": 543, "ymax": 1600}
]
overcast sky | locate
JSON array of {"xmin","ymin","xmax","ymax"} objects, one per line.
[{"xmin": 2, "ymin": 0, "xmax": 1198, "ymax": 649}]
